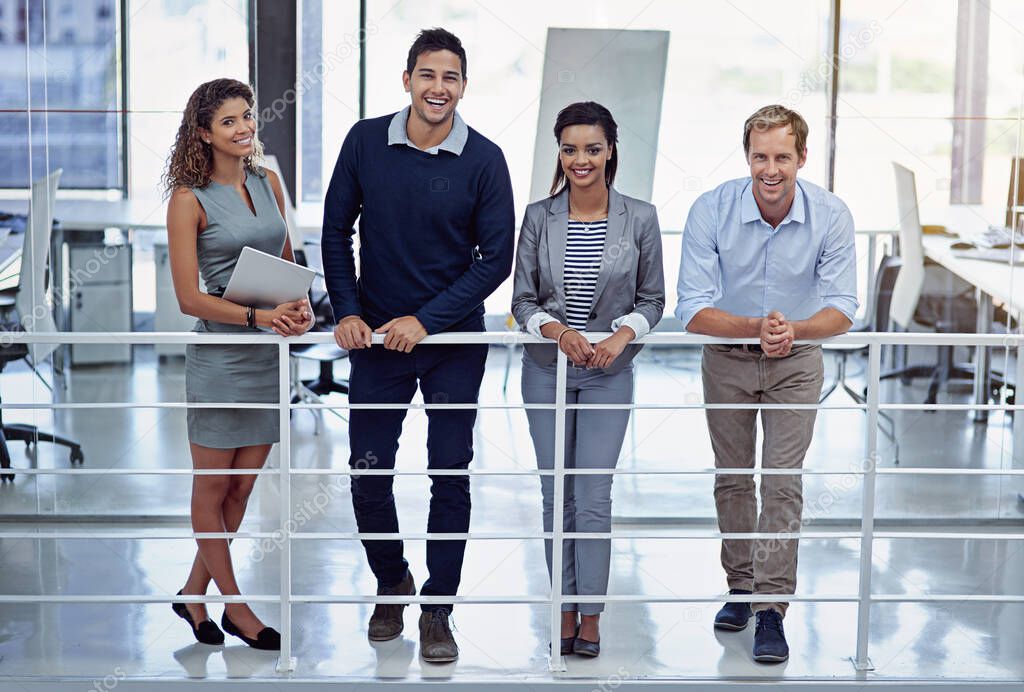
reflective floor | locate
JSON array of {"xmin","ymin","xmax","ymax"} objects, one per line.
[{"xmin": 0, "ymin": 344, "xmax": 1022, "ymax": 682}]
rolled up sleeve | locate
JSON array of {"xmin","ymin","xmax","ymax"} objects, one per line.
[
  {"xmin": 675, "ymin": 195, "xmax": 721, "ymax": 330},
  {"xmin": 817, "ymin": 203, "xmax": 859, "ymax": 323}
]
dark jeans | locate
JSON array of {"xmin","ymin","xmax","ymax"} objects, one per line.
[{"xmin": 347, "ymin": 337, "xmax": 488, "ymax": 612}]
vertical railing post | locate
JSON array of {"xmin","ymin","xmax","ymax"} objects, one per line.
[
  {"xmin": 853, "ymin": 341, "xmax": 880, "ymax": 671},
  {"xmin": 549, "ymin": 349, "xmax": 568, "ymax": 673},
  {"xmin": 865, "ymin": 234, "xmax": 878, "ymax": 315},
  {"xmin": 277, "ymin": 340, "xmax": 296, "ymax": 673}
]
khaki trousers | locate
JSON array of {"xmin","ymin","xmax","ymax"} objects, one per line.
[{"xmin": 701, "ymin": 344, "xmax": 824, "ymax": 616}]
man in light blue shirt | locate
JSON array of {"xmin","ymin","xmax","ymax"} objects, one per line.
[{"xmin": 676, "ymin": 105, "xmax": 857, "ymax": 664}]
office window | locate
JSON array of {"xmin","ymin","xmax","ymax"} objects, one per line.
[
  {"xmin": 298, "ymin": 0, "xmax": 360, "ymax": 204},
  {"xmin": 127, "ymin": 0, "xmax": 249, "ymax": 199},
  {"xmin": 834, "ymin": 0, "xmax": 1024, "ymax": 229},
  {"xmin": 0, "ymin": 0, "xmax": 121, "ymax": 190}
]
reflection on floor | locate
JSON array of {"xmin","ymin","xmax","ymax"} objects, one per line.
[{"xmin": 0, "ymin": 345, "xmax": 1022, "ymax": 682}]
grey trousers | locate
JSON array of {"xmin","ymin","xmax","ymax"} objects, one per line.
[
  {"xmin": 522, "ymin": 355, "xmax": 633, "ymax": 615},
  {"xmin": 701, "ymin": 344, "xmax": 824, "ymax": 617}
]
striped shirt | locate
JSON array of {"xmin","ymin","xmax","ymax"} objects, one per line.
[{"xmin": 563, "ymin": 218, "xmax": 608, "ymax": 330}]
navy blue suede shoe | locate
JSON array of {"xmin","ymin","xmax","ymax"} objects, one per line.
[
  {"xmin": 713, "ymin": 589, "xmax": 753, "ymax": 631},
  {"xmin": 753, "ymin": 609, "xmax": 789, "ymax": 663}
]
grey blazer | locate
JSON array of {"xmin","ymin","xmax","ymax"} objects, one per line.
[{"xmin": 511, "ymin": 187, "xmax": 666, "ymax": 374}]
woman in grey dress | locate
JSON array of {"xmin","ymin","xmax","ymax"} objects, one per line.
[{"xmin": 163, "ymin": 78, "xmax": 312, "ymax": 650}]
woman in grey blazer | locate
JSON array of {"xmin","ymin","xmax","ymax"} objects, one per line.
[{"xmin": 512, "ymin": 102, "xmax": 665, "ymax": 657}]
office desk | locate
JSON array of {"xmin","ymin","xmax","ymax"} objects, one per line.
[
  {"xmin": 922, "ymin": 233, "xmax": 1024, "ymax": 433},
  {"xmin": 0, "ymin": 198, "xmax": 166, "ymax": 369},
  {"xmin": 0, "ymin": 198, "xmax": 167, "ymax": 232}
]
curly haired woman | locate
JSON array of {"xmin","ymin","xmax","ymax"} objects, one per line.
[{"xmin": 163, "ymin": 78, "xmax": 312, "ymax": 650}]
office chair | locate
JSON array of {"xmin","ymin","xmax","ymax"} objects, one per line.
[
  {"xmin": 820, "ymin": 254, "xmax": 901, "ymax": 462},
  {"xmin": 882, "ymin": 162, "xmax": 1006, "ymax": 405},
  {"xmin": 261, "ymin": 155, "xmax": 349, "ymax": 434},
  {"xmin": 290, "ymin": 239, "xmax": 349, "ymax": 434},
  {"xmin": 0, "ymin": 169, "xmax": 84, "ymax": 481}
]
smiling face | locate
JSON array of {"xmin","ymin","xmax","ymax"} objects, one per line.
[
  {"xmin": 746, "ymin": 124, "xmax": 806, "ymax": 217},
  {"xmin": 558, "ymin": 124, "xmax": 612, "ymax": 193},
  {"xmin": 199, "ymin": 96, "xmax": 256, "ymax": 157},
  {"xmin": 402, "ymin": 49, "xmax": 466, "ymax": 128}
]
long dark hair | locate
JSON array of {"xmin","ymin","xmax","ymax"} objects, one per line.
[
  {"xmin": 162, "ymin": 78, "xmax": 264, "ymax": 196},
  {"xmin": 550, "ymin": 101, "xmax": 619, "ymax": 196}
]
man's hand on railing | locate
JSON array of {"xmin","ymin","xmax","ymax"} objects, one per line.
[
  {"xmin": 334, "ymin": 315, "xmax": 373, "ymax": 350},
  {"xmin": 761, "ymin": 311, "xmax": 794, "ymax": 358},
  {"xmin": 375, "ymin": 316, "xmax": 427, "ymax": 353}
]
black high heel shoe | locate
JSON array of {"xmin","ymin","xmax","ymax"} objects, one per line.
[
  {"xmin": 172, "ymin": 590, "xmax": 224, "ymax": 645},
  {"xmin": 221, "ymin": 611, "xmax": 281, "ymax": 651},
  {"xmin": 560, "ymin": 623, "xmax": 580, "ymax": 656},
  {"xmin": 573, "ymin": 634, "xmax": 600, "ymax": 658}
]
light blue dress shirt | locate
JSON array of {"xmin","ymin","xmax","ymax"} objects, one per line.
[{"xmin": 675, "ymin": 177, "xmax": 858, "ymax": 329}]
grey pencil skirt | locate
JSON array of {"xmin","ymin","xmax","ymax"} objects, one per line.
[{"xmin": 185, "ymin": 319, "xmax": 280, "ymax": 449}]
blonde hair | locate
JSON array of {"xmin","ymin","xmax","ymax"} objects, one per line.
[{"xmin": 742, "ymin": 104, "xmax": 808, "ymax": 157}]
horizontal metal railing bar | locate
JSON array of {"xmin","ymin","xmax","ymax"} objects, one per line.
[
  {"xmin": 291, "ymin": 402, "xmax": 869, "ymax": 411},
  {"xmin": 288, "ymin": 531, "xmax": 857, "ymax": 540},
  {"xmin": 877, "ymin": 403, "xmax": 1024, "ymax": 411},
  {"xmin": 0, "ymin": 467, "xmax": 871, "ymax": 477},
  {"xmin": 289, "ymin": 468, "xmax": 865, "ymax": 476},
  {"xmin": 869, "ymin": 594, "xmax": 1024, "ymax": 603},
  {"xmin": 4, "ymin": 529, "xmax": 1021, "ymax": 541},
  {"xmin": 0, "ymin": 595, "xmax": 280, "ymax": 604},
  {"xmin": 0, "ymin": 531, "xmax": 277, "ymax": 539},
  {"xmin": 4, "ymin": 330, "xmax": 1022, "ymax": 347},
  {"xmin": 8, "ymin": 399, "xmax": 1024, "ymax": 412},
  {"xmin": 12, "ymin": 466, "xmax": 1024, "ymax": 477},
  {"xmin": 289, "ymin": 594, "xmax": 856, "ymax": 604},
  {"xmin": 876, "ymin": 468, "xmax": 1024, "ymax": 476},
  {"xmin": 0, "ymin": 401, "xmax": 871, "ymax": 411},
  {"xmin": 0, "ymin": 402, "xmax": 280, "ymax": 410},
  {"xmin": 4, "ymin": 593, "xmax": 1019, "ymax": 605}
]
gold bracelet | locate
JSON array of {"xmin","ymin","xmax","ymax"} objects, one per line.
[{"xmin": 556, "ymin": 327, "xmax": 577, "ymax": 348}]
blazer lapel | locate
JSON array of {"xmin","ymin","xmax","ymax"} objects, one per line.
[
  {"xmin": 590, "ymin": 187, "xmax": 628, "ymax": 305},
  {"xmin": 546, "ymin": 190, "xmax": 569, "ymax": 302}
]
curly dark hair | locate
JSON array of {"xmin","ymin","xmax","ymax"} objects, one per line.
[{"xmin": 162, "ymin": 78, "xmax": 264, "ymax": 196}]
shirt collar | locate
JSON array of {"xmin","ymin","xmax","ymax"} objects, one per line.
[
  {"xmin": 387, "ymin": 106, "xmax": 468, "ymax": 156},
  {"xmin": 740, "ymin": 179, "xmax": 806, "ymax": 227}
]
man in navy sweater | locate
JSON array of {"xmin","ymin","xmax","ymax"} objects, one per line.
[{"xmin": 321, "ymin": 28, "xmax": 514, "ymax": 663}]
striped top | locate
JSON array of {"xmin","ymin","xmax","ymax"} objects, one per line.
[{"xmin": 563, "ymin": 218, "xmax": 608, "ymax": 330}]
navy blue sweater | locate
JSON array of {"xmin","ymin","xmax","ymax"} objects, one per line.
[{"xmin": 321, "ymin": 113, "xmax": 515, "ymax": 334}]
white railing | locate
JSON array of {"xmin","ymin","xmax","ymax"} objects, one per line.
[{"xmin": 2, "ymin": 329, "xmax": 1022, "ymax": 677}]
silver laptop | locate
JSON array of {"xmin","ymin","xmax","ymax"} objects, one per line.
[{"xmin": 223, "ymin": 246, "xmax": 316, "ymax": 309}]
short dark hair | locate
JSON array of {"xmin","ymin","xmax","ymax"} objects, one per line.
[
  {"xmin": 406, "ymin": 27, "xmax": 467, "ymax": 79},
  {"xmin": 550, "ymin": 101, "xmax": 619, "ymax": 196}
]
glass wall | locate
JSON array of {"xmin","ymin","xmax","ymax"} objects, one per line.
[
  {"xmin": 0, "ymin": 0, "xmax": 121, "ymax": 190},
  {"xmin": 128, "ymin": 0, "xmax": 249, "ymax": 199}
]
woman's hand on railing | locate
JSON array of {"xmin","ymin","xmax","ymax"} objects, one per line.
[
  {"xmin": 540, "ymin": 322, "xmax": 595, "ymax": 367},
  {"xmin": 268, "ymin": 299, "xmax": 313, "ymax": 337},
  {"xmin": 589, "ymin": 326, "xmax": 635, "ymax": 369}
]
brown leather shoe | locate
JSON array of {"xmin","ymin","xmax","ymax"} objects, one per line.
[
  {"xmin": 419, "ymin": 609, "xmax": 459, "ymax": 663},
  {"xmin": 367, "ymin": 571, "xmax": 416, "ymax": 641}
]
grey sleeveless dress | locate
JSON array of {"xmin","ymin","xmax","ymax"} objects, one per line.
[{"xmin": 186, "ymin": 169, "xmax": 285, "ymax": 448}]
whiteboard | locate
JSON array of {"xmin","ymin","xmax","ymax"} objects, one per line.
[{"xmin": 529, "ymin": 28, "xmax": 669, "ymax": 205}]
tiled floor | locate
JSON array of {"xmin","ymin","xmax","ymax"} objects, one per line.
[{"xmin": 0, "ymin": 344, "xmax": 1022, "ymax": 683}]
